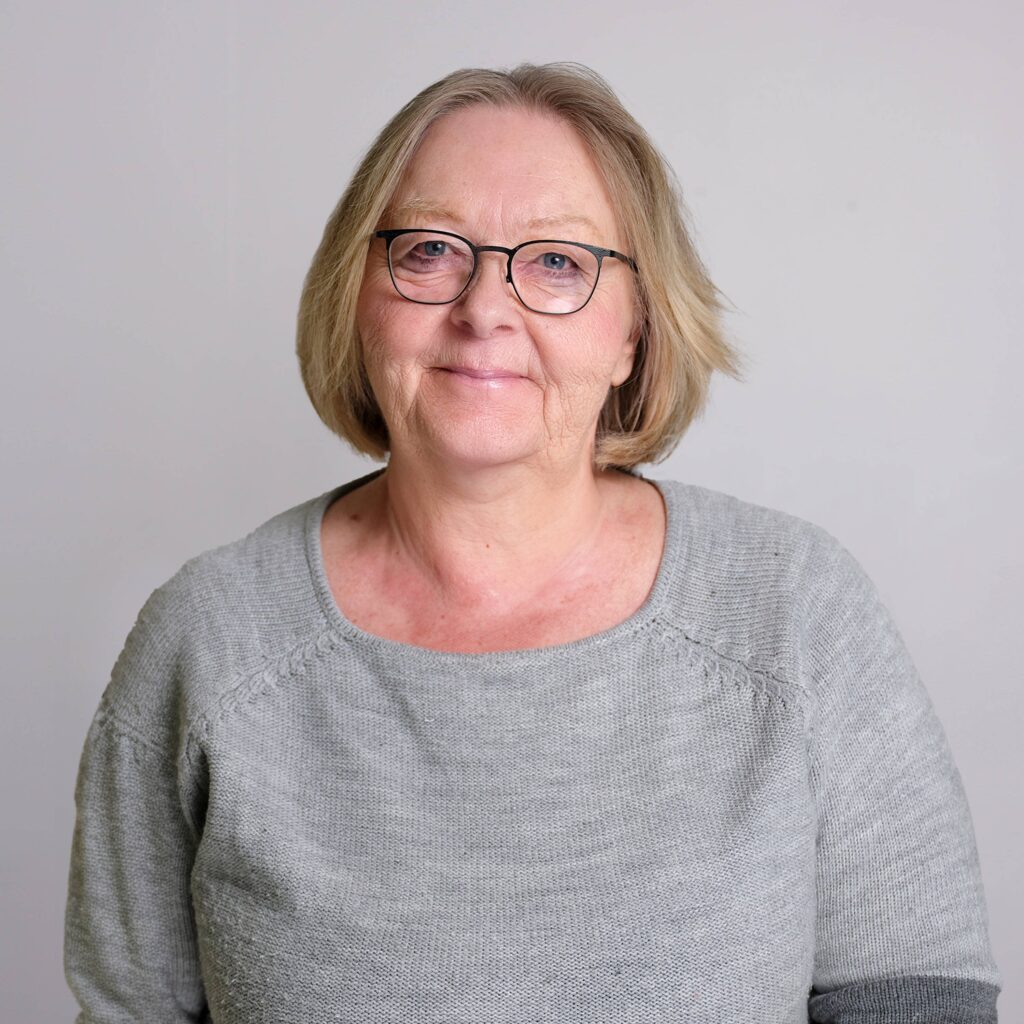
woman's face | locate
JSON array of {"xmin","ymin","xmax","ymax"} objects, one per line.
[{"xmin": 356, "ymin": 104, "xmax": 640, "ymax": 473}]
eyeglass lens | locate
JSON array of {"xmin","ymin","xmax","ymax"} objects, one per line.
[{"xmin": 387, "ymin": 231, "xmax": 600, "ymax": 314}]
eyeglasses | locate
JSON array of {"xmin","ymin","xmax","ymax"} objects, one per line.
[{"xmin": 373, "ymin": 228, "xmax": 639, "ymax": 316}]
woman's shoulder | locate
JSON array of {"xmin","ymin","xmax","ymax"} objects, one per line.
[
  {"xmin": 659, "ymin": 475, "xmax": 836, "ymax": 548},
  {"xmin": 153, "ymin": 485, "xmax": 327, "ymax": 631},
  {"xmin": 93, "ymin": 484, "xmax": 339, "ymax": 759},
  {"xmin": 652, "ymin": 476, "xmax": 886, "ymax": 700},
  {"xmin": 656, "ymin": 475, "xmax": 856, "ymax": 590}
]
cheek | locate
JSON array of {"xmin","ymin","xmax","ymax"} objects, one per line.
[
  {"xmin": 557, "ymin": 303, "xmax": 633, "ymax": 376},
  {"xmin": 356, "ymin": 266, "xmax": 396, "ymax": 334},
  {"xmin": 356, "ymin": 283, "xmax": 419, "ymax": 371},
  {"xmin": 356, "ymin": 301, "xmax": 458, "ymax": 417}
]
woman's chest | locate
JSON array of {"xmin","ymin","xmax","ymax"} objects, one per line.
[
  {"xmin": 189, "ymin": 648, "xmax": 817, "ymax": 1023},
  {"xmin": 332, "ymin": 531, "xmax": 664, "ymax": 651},
  {"xmin": 321, "ymin": 477, "xmax": 667, "ymax": 653},
  {"xmin": 336, "ymin": 561, "xmax": 660, "ymax": 651}
]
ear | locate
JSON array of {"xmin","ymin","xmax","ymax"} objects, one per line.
[{"xmin": 610, "ymin": 321, "xmax": 642, "ymax": 387}]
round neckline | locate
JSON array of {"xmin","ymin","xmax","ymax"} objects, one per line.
[{"xmin": 303, "ymin": 467, "xmax": 683, "ymax": 667}]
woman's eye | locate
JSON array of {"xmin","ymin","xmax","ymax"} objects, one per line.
[
  {"xmin": 541, "ymin": 252, "xmax": 575, "ymax": 271},
  {"xmin": 420, "ymin": 241, "xmax": 448, "ymax": 257}
]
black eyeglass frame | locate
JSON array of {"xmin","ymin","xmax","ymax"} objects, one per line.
[{"xmin": 373, "ymin": 228, "xmax": 640, "ymax": 316}]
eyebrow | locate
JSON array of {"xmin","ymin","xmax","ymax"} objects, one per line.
[{"xmin": 387, "ymin": 198, "xmax": 604, "ymax": 239}]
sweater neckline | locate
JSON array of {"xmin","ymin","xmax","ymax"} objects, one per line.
[{"xmin": 303, "ymin": 468, "xmax": 683, "ymax": 668}]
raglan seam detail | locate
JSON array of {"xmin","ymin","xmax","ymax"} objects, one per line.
[
  {"xmin": 651, "ymin": 612, "xmax": 810, "ymax": 712},
  {"xmin": 184, "ymin": 626, "xmax": 341, "ymax": 764},
  {"xmin": 92, "ymin": 707, "xmax": 177, "ymax": 769}
]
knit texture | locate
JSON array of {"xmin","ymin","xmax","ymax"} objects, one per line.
[{"xmin": 63, "ymin": 469, "xmax": 1002, "ymax": 1023}]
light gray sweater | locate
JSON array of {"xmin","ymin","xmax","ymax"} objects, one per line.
[{"xmin": 63, "ymin": 469, "xmax": 1001, "ymax": 1023}]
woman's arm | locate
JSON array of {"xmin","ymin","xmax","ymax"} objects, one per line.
[
  {"xmin": 801, "ymin": 532, "xmax": 1001, "ymax": 1023},
  {"xmin": 64, "ymin": 576, "xmax": 209, "ymax": 1022}
]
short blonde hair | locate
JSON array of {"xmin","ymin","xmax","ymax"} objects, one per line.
[{"xmin": 296, "ymin": 61, "xmax": 744, "ymax": 471}]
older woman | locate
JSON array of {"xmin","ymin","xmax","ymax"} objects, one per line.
[{"xmin": 64, "ymin": 64, "xmax": 1001, "ymax": 1023}]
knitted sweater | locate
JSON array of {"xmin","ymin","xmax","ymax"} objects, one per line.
[{"xmin": 63, "ymin": 468, "xmax": 1002, "ymax": 1023}]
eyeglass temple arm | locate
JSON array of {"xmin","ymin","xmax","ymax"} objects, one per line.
[{"xmin": 606, "ymin": 249, "xmax": 639, "ymax": 274}]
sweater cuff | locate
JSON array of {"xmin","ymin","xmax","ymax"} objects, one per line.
[{"xmin": 809, "ymin": 974, "xmax": 1001, "ymax": 1023}]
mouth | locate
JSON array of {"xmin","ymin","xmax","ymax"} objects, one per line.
[{"xmin": 438, "ymin": 366, "xmax": 525, "ymax": 380}]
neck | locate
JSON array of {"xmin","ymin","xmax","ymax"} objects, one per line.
[{"xmin": 358, "ymin": 451, "xmax": 630, "ymax": 612}]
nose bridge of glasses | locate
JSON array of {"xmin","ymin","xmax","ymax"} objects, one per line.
[{"xmin": 472, "ymin": 244, "xmax": 515, "ymax": 284}]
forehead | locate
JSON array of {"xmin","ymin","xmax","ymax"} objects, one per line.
[{"xmin": 389, "ymin": 105, "xmax": 620, "ymax": 242}]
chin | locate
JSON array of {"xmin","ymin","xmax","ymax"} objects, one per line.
[{"xmin": 424, "ymin": 423, "xmax": 544, "ymax": 469}]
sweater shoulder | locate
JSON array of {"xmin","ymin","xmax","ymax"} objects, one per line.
[
  {"xmin": 655, "ymin": 478, "xmax": 864, "ymax": 703},
  {"xmin": 93, "ymin": 489, "xmax": 329, "ymax": 759}
]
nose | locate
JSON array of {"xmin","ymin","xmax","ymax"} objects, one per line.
[{"xmin": 449, "ymin": 250, "xmax": 521, "ymax": 336}]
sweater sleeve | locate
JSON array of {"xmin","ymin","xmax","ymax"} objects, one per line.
[
  {"xmin": 801, "ymin": 532, "xmax": 1002, "ymax": 1023},
  {"xmin": 63, "ymin": 578, "xmax": 209, "ymax": 1023}
]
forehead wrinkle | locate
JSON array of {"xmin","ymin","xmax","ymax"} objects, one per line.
[
  {"xmin": 388, "ymin": 196, "xmax": 605, "ymax": 241},
  {"xmin": 525, "ymin": 213, "xmax": 603, "ymax": 237},
  {"xmin": 388, "ymin": 198, "xmax": 462, "ymax": 224}
]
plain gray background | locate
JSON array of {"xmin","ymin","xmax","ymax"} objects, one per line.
[{"xmin": 2, "ymin": 1, "xmax": 1020, "ymax": 1019}]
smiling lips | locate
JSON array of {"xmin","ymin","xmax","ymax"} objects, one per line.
[{"xmin": 439, "ymin": 365, "xmax": 525, "ymax": 380}]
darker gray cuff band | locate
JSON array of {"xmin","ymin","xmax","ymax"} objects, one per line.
[{"xmin": 809, "ymin": 974, "xmax": 1000, "ymax": 1023}]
